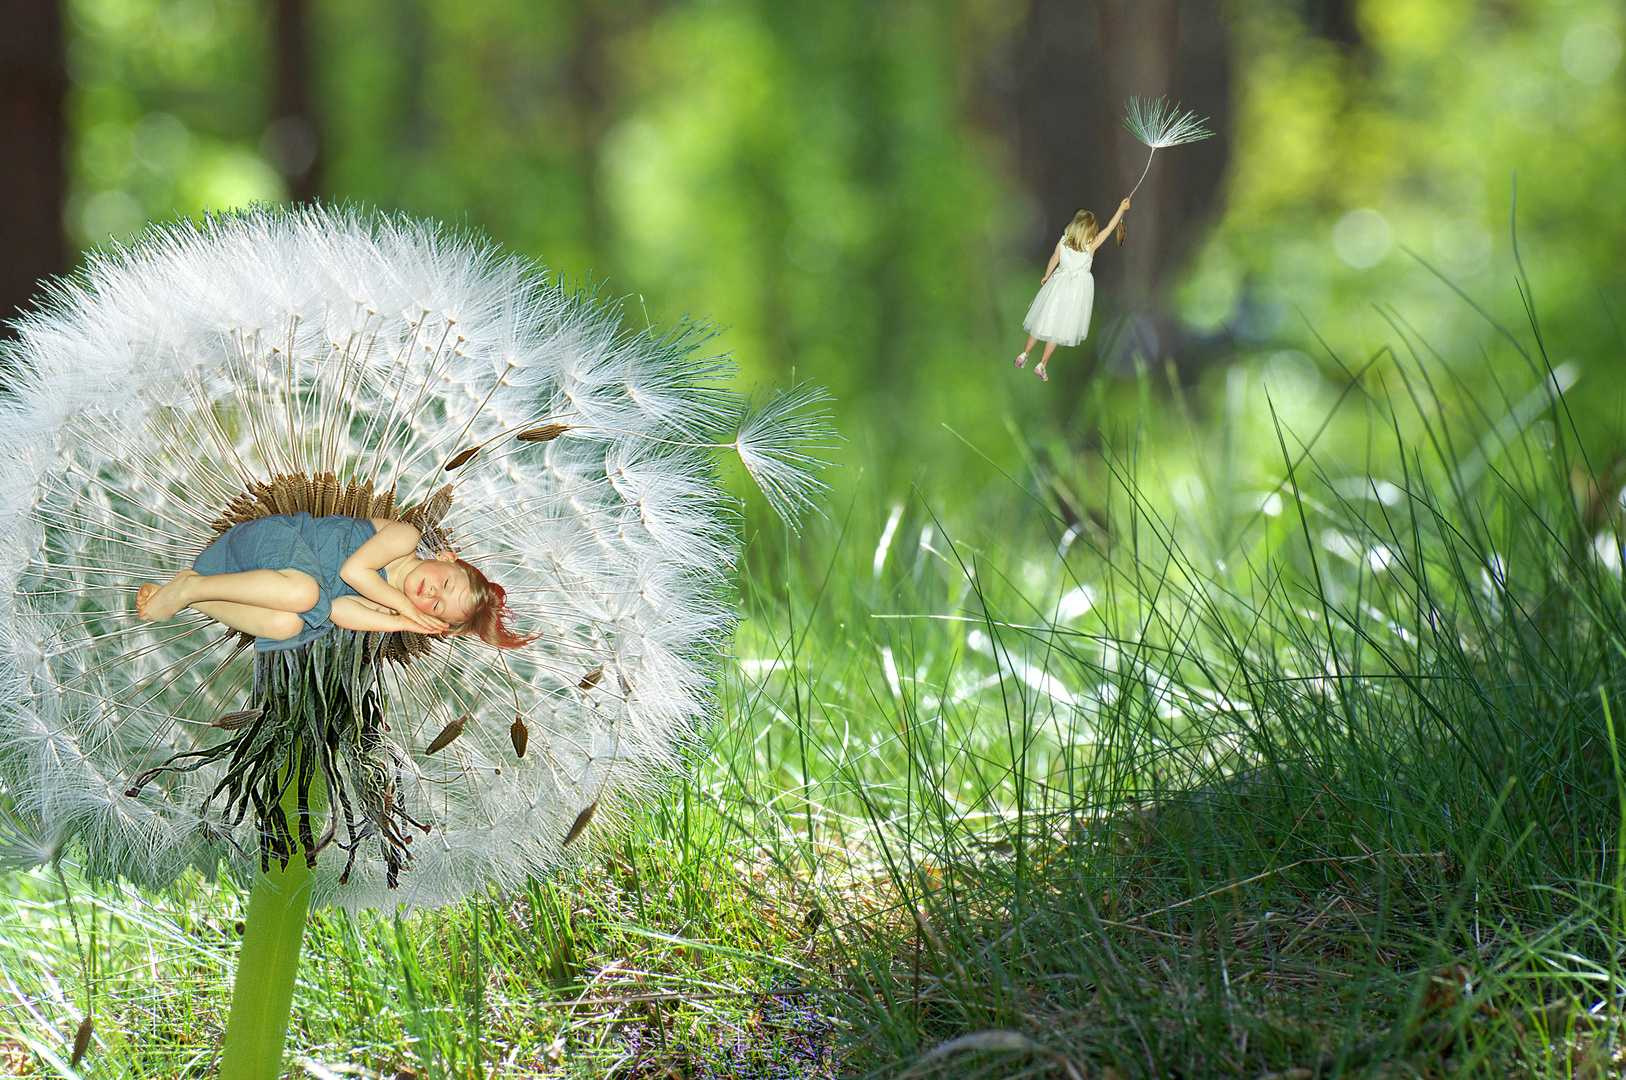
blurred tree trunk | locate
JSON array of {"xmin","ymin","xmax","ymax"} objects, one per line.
[
  {"xmin": 997, "ymin": 0, "xmax": 1230, "ymax": 368},
  {"xmin": 1304, "ymin": 0, "xmax": 1362, "ymax": 48},
  {"xmin": 267, "ymin": 0, "xmax": 321, "ymax": 201},
  {"xmin": 0, "ymin": 0, "xmax": 67, "ymax": 333}
]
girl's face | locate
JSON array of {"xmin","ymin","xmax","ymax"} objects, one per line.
[{"xmin": 406, "ymin": 556, "xmax": 473, "ymax": 623}]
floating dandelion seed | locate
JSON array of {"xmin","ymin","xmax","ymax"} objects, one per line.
[
  {"xmin": 1118, "ymin": 96, "xmax": 1215, "ymax": 246},
  {"xmin": 732, "ymin": 384, "xmax": 839, "ymax": 526},
  {"xmin": 561, "ymin": 800, "xmax": 598, "ymax": 846},
  {"xmin": 0, "ymin": 204, "xmax": 831, "ymax": 1075},
  {"xmin": 1123, "ymin": 95, "xmax": 1213, "ymax": 195}
]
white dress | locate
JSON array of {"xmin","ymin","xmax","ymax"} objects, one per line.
[{"xmin": 1022, "ymin": 237, "xmax": 1095, "ymax": 347}]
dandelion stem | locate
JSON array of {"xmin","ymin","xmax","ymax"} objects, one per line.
[
  {"xmin": 1129, "ymin": 149, "xmax": 1156, "ymax": 200},
  {"xmin": 219, "ymin": 762, "xmax": 316, "ymax": 1080}
]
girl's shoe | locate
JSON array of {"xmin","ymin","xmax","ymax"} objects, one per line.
[
  {"xmin": 1034, "ymin": 361, "xmax": 1048, "ymax": 382},
  {"xmin": 1013, "ymin": 352, "xmax": 1028, "ymax": 368}
]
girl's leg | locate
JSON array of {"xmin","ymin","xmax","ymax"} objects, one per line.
[
  {"xmin": 1034, "ymin": 340, "xmax": 1060, "ymax": 381},
  {"xmin": 1015, "ymin": 335, "xmax": 1039, "ymax": 367},
  {"xmin": 190, "ymin": 600, "xmax": 306, "ymax": 642},
  {"xmin": 137, "ymin": 568, "xmax": 319, "ymax": 623}
]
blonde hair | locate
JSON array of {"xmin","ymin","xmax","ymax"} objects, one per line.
[
  {"xmin": 1063, "ymin": 210, "xmax": 1098, "ymax": 252},
  {"xmin": 448, "ymin": 558, "xmax": 536, "ymax": 649}
]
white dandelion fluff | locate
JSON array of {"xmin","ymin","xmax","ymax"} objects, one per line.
[
  {"xmin": 1122, "ymin": 95, "xmax": 1214, "ymax": 199},
  {"xmin": 0, "ymin": 204, "xmax": 832, "ymax": 911},
  {"xmin": 734, "ymin": 384, "xmax": 837, "ymax": 526}
]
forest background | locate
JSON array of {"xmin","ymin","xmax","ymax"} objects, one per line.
[
  {"xmin": 5, "ymin": 0, "xmax": 1620, "ymax": 488},
  {"xmin": 4, "ymin": 0, "xmax": 1626, "ymax": 1077}
]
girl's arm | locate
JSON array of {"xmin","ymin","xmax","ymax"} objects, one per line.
[
  {"xmin": 1089, "ymin": 198, "xmax": 1132, "ymax": 255},
  {"xmin": 1041, "ymin": 242, "xmax": 1061, "ymax": 283},
  {"xmin": 338, "ymin": 520, "xmax": 448, "ymax": 633},
  {"xmin": 331, "ymin": 595, "xmax": 446, "ymax": 635}
]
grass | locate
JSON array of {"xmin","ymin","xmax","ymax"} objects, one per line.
[
  {"xmin": 6, "ymin": 271, "xmax": 1626, "ymax": 1078},
  {"xmin": 1, "ymin": 784, "xmax": 833, "ymax": 1079}
]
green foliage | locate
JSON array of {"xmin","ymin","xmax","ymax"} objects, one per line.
[
  {"xmin": 66, "ymin": 0, "xmax": 282, "ymax": 245},
  {"xmin": 729, "ymin": 267, "xmax": 1626, "ymax": 1076},
  {"xmin": 0, "ymin": 791, "xmax": 828, "ymax": 1077},
  {"xmin": 316, "ymin": 0, "xmax": 607, "ymax": 281},
  {"xmin": 1188, "ymin": 0, "xmax": 1625, "ymax": 420},
  {"xmin": 62, "ymin": 0, "xmax": 1626, "ymax": 495},
  {"xmin": 598, "ymin": 3, "xmax": 1014, "ymax": 435}
]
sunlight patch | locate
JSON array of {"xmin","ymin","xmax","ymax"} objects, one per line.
[
  {"xmin": 1055, "ymin": 585, "xmax": 1096, "ymax": 623},
  {"xmin": 1331, "ymin": 209, "xmax": 1392, "ymax": 269}
]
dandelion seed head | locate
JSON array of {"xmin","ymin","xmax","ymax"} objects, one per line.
[{"xmin": 0, "ymin": 205, "xmax": 825, "ymax": 908}]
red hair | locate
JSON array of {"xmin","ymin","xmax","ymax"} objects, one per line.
[{"xmin": 452, "ymin": 559, "xmax": 537, "ymax": 649}]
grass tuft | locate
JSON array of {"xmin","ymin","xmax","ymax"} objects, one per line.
[{"xmin": 5, "ymin": 271, "xmax": 1626, "ymax": 1078}]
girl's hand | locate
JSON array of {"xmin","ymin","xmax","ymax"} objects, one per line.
[
  {"xmin": 1041, "ymin": 273, "xmax": 1051, "ymax": 284},
  {"xmin": 331, "ymin": 595, "xmax": 448, "ymax": 635},
  {"xmin": 403, "ymin": 611, "xmax": 442, "ymax": 637},
  {"xmin": 1120, "ymin": 198, "xmax": 1131, "ymax": 210},
  {"xmin": 382, "ymin": 583, "xmax": 450, "ymax": 634},
  {"xmin": 397, "ymin": 614, "xmax": 447, "ymax": 635},
  {"xmin": 393, "ymin": 605, "xmax": 448, "ymax": 635}
]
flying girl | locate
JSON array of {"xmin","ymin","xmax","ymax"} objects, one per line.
[{"xmin": 1014, "ymin": 197, "xmax": 1131, "ymax": 382}]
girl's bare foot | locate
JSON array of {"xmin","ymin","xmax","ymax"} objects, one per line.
[{"xmin": 137, "ymin": 570, "xmax": 198, "ymax": 622}]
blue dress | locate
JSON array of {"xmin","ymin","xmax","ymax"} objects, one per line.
[{"xmin": 193, "ymin": 513, "xmax": 384, "ymax": 652}]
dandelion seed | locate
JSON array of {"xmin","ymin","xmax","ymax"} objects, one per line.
[
  {"xmin": 733, "ymin": 384, "xmax": 839, "ymax": 526},
  {"xmin": 517, "ymin": 423, "xmax": 568, "ymax": 443},
  {"xmin": 443, "ymin": 447, "xmax": 481, "ymax": 471},
  {"xmin": 1123, "ymin": 95, "xmax": 1213, "ymax": 151},
  {"xmin": 561, "ymin": 801, "xmax": 598, "ymax": 846},
  {"xmin": 423, "ymin": 715, "xmax": 469, "ymax": 755},
  {"xmin": 0, "ymin": 806, "xmax": 68, "ymax": 868},
  {"xmin": 509, "ymin": 714, "xmax": 529, "ymax": 758},
  {"xmin": 1121, "ymin": 95, "xmax": 1215, "ymax": 205},
  {"xmin": 212, "ymin": 708, "xmax": 264, "ymax": 730}
]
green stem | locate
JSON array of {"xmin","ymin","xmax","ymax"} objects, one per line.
[{"xmin": 219, "ymin": 774, "xmax": 316, "ymax": 1080}]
